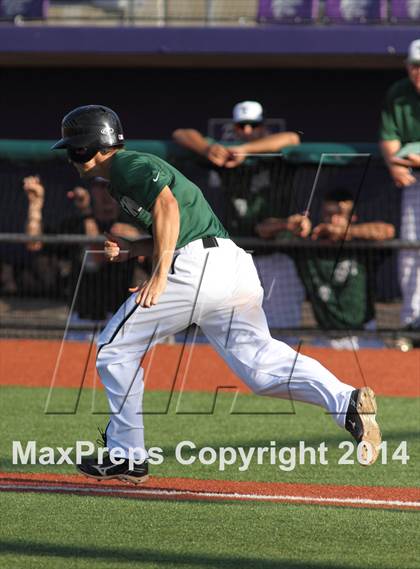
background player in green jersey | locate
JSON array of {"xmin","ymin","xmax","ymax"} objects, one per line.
[{"xmin": 257, "ymin": 188, "xmax": 395, "ymax": 338}]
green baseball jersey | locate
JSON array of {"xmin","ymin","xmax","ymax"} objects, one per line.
[
  {"xmin": 380, "ymin": 78, "xmax": 420, "ymax": 144},
  {"xmin": 294, "ymin": 251, "xmax": 374, "ymax": 330},
  {"xmin": 109, "ymin": 150, "xmax": 229, "ymax": 249}
]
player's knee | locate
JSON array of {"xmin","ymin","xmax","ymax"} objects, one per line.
[
  {"xmin": 96, "ymin": 343, "xmax": 118, "ymax": 372},
  {"xmin": 96, "ymin": 346, "xmax": 142, "ymax": 394},
  {"xmin": 96, "ymin": 352, "xmax": 107, "ymax": 377}
]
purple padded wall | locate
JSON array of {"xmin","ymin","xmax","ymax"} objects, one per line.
[
  {"xmin": 390, "ymin": 0, "xmax": 420, "ymax": 22},
  {"xmin": 258, "ymin": 0, "xmax": 319, "ymax": 23},
  {"xmin": 324, "ymin": 0, "xmax": 387, "ymax": 23}
]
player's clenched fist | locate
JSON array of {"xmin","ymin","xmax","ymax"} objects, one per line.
[
  {"xmin": 23, "ymin": 175, "xmax": 45, "ymax": 206},
  {"xmin": 206, "ymin": 144, "xmax": 235, "ymax": 168},
  {"xmin": 286, "ymin": 214, "xmax": 312, "ymax": 238},
  {"xmin": 103, "ymin": 231, "xmax": 131, "ymax": 262}
]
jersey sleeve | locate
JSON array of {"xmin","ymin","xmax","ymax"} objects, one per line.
[
  {"xmin": 379, "ymin": 90, "xmax": 400, "ymax": 141},
  {"xmin": 129, "ymin": 158, "xmax": 174, "ymax": 210}
]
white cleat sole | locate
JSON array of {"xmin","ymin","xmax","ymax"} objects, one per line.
[{"xmin": 356, "ymin": 387, "xmax": 382, "ymax": 466}]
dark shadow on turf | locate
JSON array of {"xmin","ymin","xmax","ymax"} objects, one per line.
[{"xmin": 0, "ymin": 539, "xmax": 382, "ymax": 569}]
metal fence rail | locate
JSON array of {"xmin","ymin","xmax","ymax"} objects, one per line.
[
  {"xmin": 1, "ymin": 233, "xmax": 420, "ymax": 250},
  {"xmin": 1, "ymin": 235, "xmax": 418, "ymax": 344}
]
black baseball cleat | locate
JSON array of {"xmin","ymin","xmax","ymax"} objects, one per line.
[
  {"xmin": 77, "ymin": 455, "xmax": 149, "ymax": 484},
  {"xmin": 345, "ymin": 387, "xmax": 381, "ymax": 466}
]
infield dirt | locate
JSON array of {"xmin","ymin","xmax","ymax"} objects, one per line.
[{"xmin": 0, "ymin": 339, "xmax": 418, "ymax": 397}]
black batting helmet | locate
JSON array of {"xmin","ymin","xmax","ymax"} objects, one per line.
[{"xmin": 51, "ymin": 105, "xmax": 124, "ymax": 152}]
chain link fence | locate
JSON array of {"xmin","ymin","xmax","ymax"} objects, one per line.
[{"xmin": 1, "ymin": 142, "xmax": 418, "ymax": 347}]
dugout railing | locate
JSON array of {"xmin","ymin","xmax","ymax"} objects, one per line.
[
  {"xmin": 0, "ymin": 140, "xmax": 417, "ymax": 345},
  {"xmin": 0, "ymin": 235, "xmax": 418, "ymax": 346}
]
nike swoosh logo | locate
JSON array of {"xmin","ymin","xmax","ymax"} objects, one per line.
[{"xmin": 153, "ymin": 172, "xmax": 160, "ymax": 182}]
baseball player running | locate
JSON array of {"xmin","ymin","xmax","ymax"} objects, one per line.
[{"xmin": 52, "ymin": 105, "xmax": 381, "ymax": 482}]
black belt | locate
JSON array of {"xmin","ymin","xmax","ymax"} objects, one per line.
[{"xmin": 202, "ymin": 237, "xmax": 219, "ymax": 248}]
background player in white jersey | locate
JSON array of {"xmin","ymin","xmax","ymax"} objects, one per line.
[
  {"xmin": 380, "ymin": 39, "xmax": 420, "ymax": 331},
  {"xmin": 173, "ymin": 101, "xmax": 305, "ymax": 331},
  {"xmin": 52, "ymin": 105, "xmax": 381, "ymax": 482}
]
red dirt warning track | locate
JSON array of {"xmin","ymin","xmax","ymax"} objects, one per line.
[
  {"xmin": 0, "ymin": 340, "xmax": 419, "ymax": 397},
  {"xmin": 0, "ymin": 472, "xmax": 418, "ymax": 511}
]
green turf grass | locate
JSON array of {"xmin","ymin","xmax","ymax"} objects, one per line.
[
  {"xmin": 0, "ymin": 386, "xmax": 418, "ymax": 487},
  {"xmin": 1, "ymin": 492, "xmax": 419, "ymax": 569}
]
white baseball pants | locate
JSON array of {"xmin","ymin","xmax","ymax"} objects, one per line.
[
  {"xmin": 97, "ymin": 238, "xmax": 354, "ymax": 459},
  {"xmin": 399, "ymin": 175, "xmax": 420, "ymax": 326}
]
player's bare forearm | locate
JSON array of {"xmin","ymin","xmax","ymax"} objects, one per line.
[
  {"xmin": 151, "ymin": 186, "xmax": 180, "ymax": 278},
  {"xmin": 348, "ymin": 222, "xmax": 395, "ymax": 241},
  {"xmin": 256, "ymin": 214, "xmax": 311, "ymax": 239},
  {"xmin": 255, "ymin": 217, "xmax": 288, "ymax": 239},
  {"xmin": 380, "ymin": 140, "xmax": 416, "ymax": 187},
  {"xmin": 380, "ymin": 140, "xmax": 401, "ymax": 162},
  {"xmin": 241, "ymin": 132, "xmax": 300, "ymax": 154},
  {"xmin": 130, "ymin": 187, "xmax": 179, "ymax": 308},
  {"xmin": 23, "ymin": 176, "xmax": 45, "ymax": 251},
  {"xmin": 83, "ymin": 217, "xmax": 100, "ymax": 237},
  {"xmin": 26, "ymin": 203, "xmax": 43, "ymax": 235},
  {"xmin": 172, "ymin": 129, "xmax": 233, "ymax": 167},
  {"xmin": 381, "ymin": 139, "xmax": 411, "ymax": 168},
  {"xmin": 172, "ymin": 129, "xmax": 210, "ymax": 157},
  {"xmin": 25, "ymin": 203, "xmax": 44, "ymax": 251}
]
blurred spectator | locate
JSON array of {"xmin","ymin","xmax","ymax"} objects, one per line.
[
  {"xmin": 23, "ymin": 175, "xmax": 147, "ymax": 320},
  {"xmin": 15, "ymin": 175, "xmax": 64, "ymax": 296},
  {"xmin": 173, "ymin": 101, "xmax": 300, "ymax": 235},
  {"xmin": 380, "ymin": 39, "xmax": 420, "ymax": 330},
  {"xmin": 256, "ymin": 188, "xmax": 395, "ymax": 338},
  {"xmin": 173, "ymin": 101, "xmax": 304, "ymax": 330},
  {"xmin": 173, "ymin": 100, "xmax": 299, "ymax": 169}
]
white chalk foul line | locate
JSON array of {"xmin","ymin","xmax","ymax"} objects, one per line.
[{"xmin": 0, "ymin": 483, "xmax": 419, "ymax": 509}]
